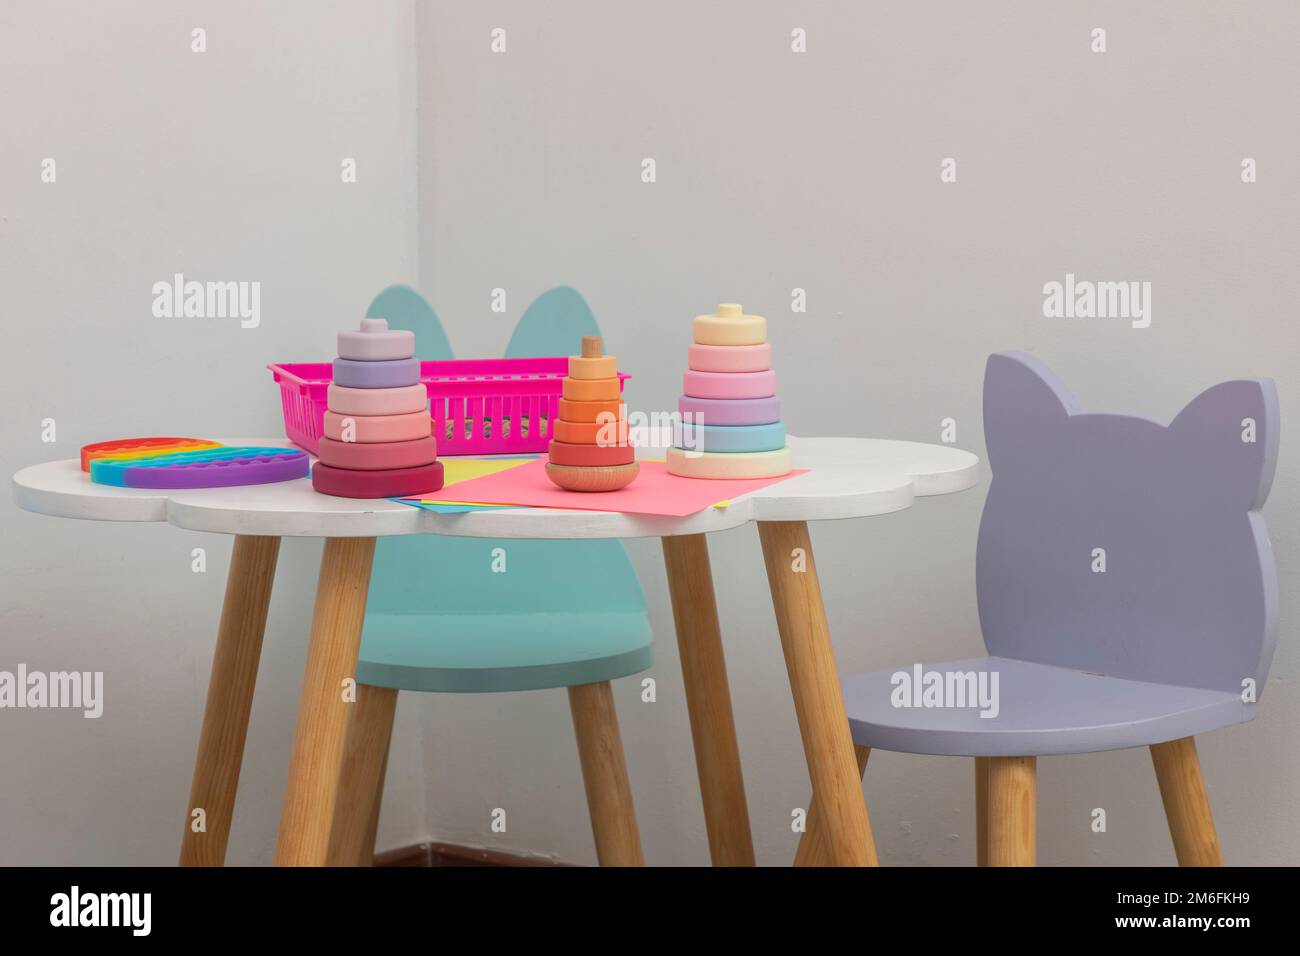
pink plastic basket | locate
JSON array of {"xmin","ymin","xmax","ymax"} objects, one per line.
[{"xmin": 268, "ymin": 359, "xmax": 629, "ymax": 456}]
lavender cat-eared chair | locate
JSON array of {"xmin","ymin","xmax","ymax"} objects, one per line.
[{"xmin": 802, "ymin": 352, "xmax": 1278, "ymax": 867}]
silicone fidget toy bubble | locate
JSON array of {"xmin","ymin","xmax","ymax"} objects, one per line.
[
  {"xmin": 80, "ymin": 437, "xmax": 221, "ymax": 472},
  {"xmin": 90, "ymin": 446, "xmax": 309, "ymax": 488}
]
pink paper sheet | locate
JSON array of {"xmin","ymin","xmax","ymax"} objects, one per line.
[{"xmin": 417, "ymin": 458, "xmax": 807, "ymax": 517}]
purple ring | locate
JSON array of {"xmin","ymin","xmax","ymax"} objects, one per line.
[
  {"xmin": 678, "ymin": 395, "xmax": 781, "ymax": 427},
  {"xmin": 332, "ymin": 356, "xmax": 422, "ymax": 389}
]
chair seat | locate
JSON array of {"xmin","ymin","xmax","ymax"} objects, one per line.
[
  {"xmin": 843, "ymin": 656, "xmax": 1250, "ymax": 757},
  {"xmin": 356, "ymin": 610, "xmax": 653, "ymax": 694}
]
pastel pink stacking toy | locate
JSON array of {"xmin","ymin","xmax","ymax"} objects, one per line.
[
  {"xmin": 668, "ymin": 303, "xmax": 792, "ymax": 479},
  {"xmin": 312, "ymin": 318, "xmax": 443, "ymax": 499}
]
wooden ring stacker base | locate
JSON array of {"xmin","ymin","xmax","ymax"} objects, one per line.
[{"xmin": 546, "ymin": 461, "xmax": 640, "ymax": 492}]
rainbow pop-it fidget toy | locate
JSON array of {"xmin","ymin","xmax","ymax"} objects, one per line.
[{"xmin": 83, "ymin": 440, "xmax": 309, "ymax": 488}]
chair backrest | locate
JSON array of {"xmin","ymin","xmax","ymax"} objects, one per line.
[
  {"xmin": 364, "ymin": 285, "xmax": 648, "ymax": 618},
  {"xmin": 976, "ymin": 351, "xmax": 1279, "ymax": 696},
  {"xmin": 504, "ymin": 286, "xmax": 600, "ymax": 357}
]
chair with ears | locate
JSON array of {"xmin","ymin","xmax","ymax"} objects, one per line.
[
  {"xmin": 801, "ymin": 351, "xmax": 1278, "ymax": 866},
  {"xmin": 325, "ymin": 285, "xmax": 653, "ymax": 866}
]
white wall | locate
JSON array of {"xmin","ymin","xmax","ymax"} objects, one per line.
[
  {"xmin": 0, "ymin": 1, "xmax": 425, "ymax": 864},
  {"xmin": 3, "ymin": 0, "xmax": 1298, "ymax": 868},
  {"xmin": 413, "ymin": 0, "xmax": 1300, "ymax": 865}
]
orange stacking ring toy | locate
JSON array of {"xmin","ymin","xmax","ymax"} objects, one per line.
[
  {"xmin": 547, "ymin": 440, "xmax": 635, "ymax": 467},
  {"xmin": 561, "ymin": 376, "xmax": 622, "ymax": 402},
  {"xmin": 557, "ymin": 398, "xmax": 625, "ymax": 423},
  {"xmin": 546, "ymin": 336, "xmax": 639, "ymax": 492},
  {"xmin": 552, "ymin": 418, "xmax": 629, "ymax": 446}
]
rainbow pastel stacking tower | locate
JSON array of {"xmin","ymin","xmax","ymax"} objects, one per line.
[
  {"xmin": 311, "ymin": 318, "xmax": 444, "ymax": 498},
  {"xmin": 667, "ymin": 303, "xmax": 792, "ymax": 479}
]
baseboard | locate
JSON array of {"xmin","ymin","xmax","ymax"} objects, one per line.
[{"xmin": 374, "ymin": 841, "xmax": 571, "ymax": 867}]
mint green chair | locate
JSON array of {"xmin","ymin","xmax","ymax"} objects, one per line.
[{"xmin": 328, "ymin": 286, "xmax": 652, "ymax": 867}]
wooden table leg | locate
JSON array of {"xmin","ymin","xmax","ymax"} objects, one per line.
[
  {"xmin": 661, "ymin": 534, "xmax": 756, "ymax": 866},
  {"xmin": 794, "ymin": 744, "xmax": 870, "ymax": 866},
  {"xmin": 180, "ymin": 534, "xmax": 280, "ymax": 867},
  {"xmin": 758, "ymin": 520, "xmax": 877, "ymax": 866},
  {"xmin": 275, "ymin": 536, "xmax": 376, "ymax": 866}
]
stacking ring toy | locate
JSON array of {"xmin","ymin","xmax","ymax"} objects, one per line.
[
  {"xmin": 311, "ymin": 460, "xmax": 444, "ymax": 499},
  {"xmin": 674, "ymin": 421, "xmax": 786, "ymax": 454},
  {"xmin": 316, "ymin": 435, "xmax": 438, "ymax": 471},
  {"xmin": 566, "ymin": 353, "xmax": 618, "ymax": 380},
  {"xmin": 678, "ymin": 395, "xmax": 781, "ymax": 426},
  {"xmin": 544, "ymin": 462, "xmax": 639, "ymax": 493},
  {"xmin": 562, "ymin": 376, "xmax": 622, "ymax": 402},
  {"xmin": 682, "ymin": 369, "xmax": 776, "ymax": 401},
  {"xmin": 692, "ymin": 303, "xmax": 767, "ymax": 347},
  {"xmin": 323, "ymin": 410, "xmax": 431, "ymax": 444},
  {"xmin": 557, "ymin": 398, "xmax": 625, "ymax": 423},
  {"xmin": 665, "ymin": 446, "xmax": 793, "ymax": 479},
  {"xmin": 81, "ymin": 437, "xmax": 220, "ymax": 472},
  {"xmin": 552, "ymin": 418, "xmax": 629, "ymax": 446},
  {"xmin": 327, "ymin": 383, "xmax": 428, "ymax": 416},
  {"xmin": 337, "ymin": 318, "xmax": 416, "ymax": 362},
  {"xmin": 332, "ymin": 356, "xmax": 421, "ymax": 389},
  {"xmin": 687, "ymin": 342, "xmax": 772, "ymax": 373},
  {"xmin": 91, "ymin": 447, "xmax": 309, "ymax": 488},
  {"xmin": 547, "ymin": 439, "xmax": 635, "ymax": 467}
]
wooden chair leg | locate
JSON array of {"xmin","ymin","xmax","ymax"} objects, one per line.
[
  {"xmin": 275, "ymin": 536, "xmax": 377, "ymax": 866},
  {"xmin": 794, "ymin": 745, "xmax": 870, "ymax": 866},
  {"xmin": 180, "ymin": 534, "xmax": 280, "ymax": 866},
  {"xmin": 661, "ymin": 534, "xmax": 756, "ymax": 866},
  {"xmin": 975, "ymin": 756, "xmax": 989, "ymax": 866},
  {"xmin": 568, "ymin": 681, "xmax": 644, "ymax": 866},
  {"xmin": 327, "ymin": 684, "xmax": 399, "ymax": 866},
  {"xmin": 986, "ymin": 756, "xmax": 1036, "ymax": 866},
  {"xmin": 758, "ymin": 520, "xmax": 877, "ymax": 866},
  {"xmin": 1150, "ymin": 737, "xmax": 1223, "ymax": 866}
]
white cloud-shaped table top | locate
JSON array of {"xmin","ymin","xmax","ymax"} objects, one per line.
[{"xmin": 13, "ymin": 436, "xmax": 979, "ymax": 539}]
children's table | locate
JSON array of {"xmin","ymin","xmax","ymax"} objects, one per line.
[{"xmin": 13, "ymin": 435, "xmax": 978, "ymax": 866}]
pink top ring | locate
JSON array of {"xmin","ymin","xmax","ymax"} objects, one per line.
[
  {"xmin": 682, "ymin": 368, "xmax": 776, "ymax": 401},
  {"xmin": 687, "ymin": 342, "xmax": 772, "ymax": 373},
  {"xmin": 327, "ymin": 383, "xmax": 428, "ymax": 416},
  {"xmin": 323, "ymin": 410, "xmax": 432, "ymax": 444}
]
